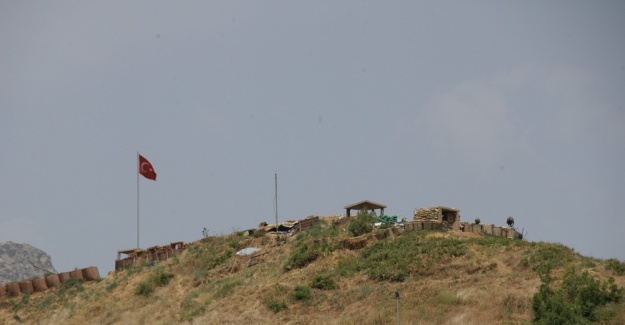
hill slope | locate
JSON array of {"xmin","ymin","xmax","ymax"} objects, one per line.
[{"xmin": 1, "ymin": 219, "xmax": 624, "ymax": 324}]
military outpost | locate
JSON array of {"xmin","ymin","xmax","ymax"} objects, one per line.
[{"xmin": 111, "ymin": 200, "xmax": 520, "ymax": 271}]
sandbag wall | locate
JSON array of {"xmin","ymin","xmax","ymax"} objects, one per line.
[
  {"xmin": 413, "ymin": 207, "xmax": 440, "ymax": 221},
  {"xmin": 115, "ymin": 242, "xmax": 186, "ymax": 271},
  {"xmin": 404, "ymin": 220, "xmax": 516, "ymax": 239},
  {"xmin": 461, "ymin": 223, "xmax": 516, "ymax": 239},
  {"xmin": 404, "ymin": 220, "xmax": 444, "ymax": 231},
  {"xmin": 0, "ymin": 266, "xmax": 100, "ymax": 298}
]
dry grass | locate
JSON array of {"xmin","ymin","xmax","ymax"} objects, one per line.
[{"xmin": 1, "ymin": 220, "xmax": 624, "ymax": 324}]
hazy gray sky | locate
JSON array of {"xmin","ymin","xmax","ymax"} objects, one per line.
[{"xmin": 1, "ymin": 2, "xmax": 624, "ymax": 275}]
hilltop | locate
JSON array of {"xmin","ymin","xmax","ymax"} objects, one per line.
[{"xmin": 1, "ymin": 216, "xmax": 624, "ymax": 324}]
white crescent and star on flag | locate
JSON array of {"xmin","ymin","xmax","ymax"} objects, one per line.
[{"xmin": 141, "ymin": 162, "xmax": 152, "ymax": 173}]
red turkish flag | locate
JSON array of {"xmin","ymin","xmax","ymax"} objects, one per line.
[{"xmin": 138, "ymin": 154, "xmax": 157, "ymax": 180}]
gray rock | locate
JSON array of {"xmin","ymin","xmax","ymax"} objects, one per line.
[{"xmin": 0, "ymin": 241, "xmax": 56, "ymax": 284}]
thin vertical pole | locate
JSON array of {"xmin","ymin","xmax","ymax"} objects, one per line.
[
  {"xmin": 396, "ymin": 290, "xmax": 400, "ymax": 325},
  {"xmin": 137, "ymin": 152, "xmax": 140, "ymax": 249},
  {"xmin": 274, "ymin": 173, "xmax": 278, "ymax": 230}
]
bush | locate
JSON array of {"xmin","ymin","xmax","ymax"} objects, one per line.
[
  {"xmin": 135, "ymin": 281, "xmax": 155, "ymax": 297},
  {"xmin": 293, "ymin": 285, "xmax": 312, "ymax": 301},
  {"xmin": 283, "ymin": 230, "xmax": 337, "ymax": 271},
  {"xmin": 267, "ymin": 300, "xmax": 288, "ymax": 313},
  {"xmin": 521, "ymin": 243, "xmax": 573, "ymax": 275},
  {"xmin": 310, "ymin": 274, "xmax": 337, "ymax": 290},
  {"xmin": 152, "ymin": 270, "xmax": 174, "ymax": 286},
  {"xmin": 348, "ymin": 211, "xmax": 375, "ymax": 237},
  {"xmin": 336, "ymin": 231, "xmax": 467, "ymax": 282},
  {"xmin": 135, "ymin": 268, "xmax": 174, "ymax": 297},
  {"xmin": 188, "ymin": 237, "xmax": 235, "ymax": 271},
  {"xmin": 606, "ymin": 258, "xmax": 625, "ymax": 276},
  {"xmin": 305, "ymin": 222, "xmax": 339, "ymax": 238},
  {"xmin": 284, "ymin": 243, "xmax": 320, "ymax": 271},
  {"xmin": 532, "ymin": 267, "xmax": 624, "ymax": 324}
]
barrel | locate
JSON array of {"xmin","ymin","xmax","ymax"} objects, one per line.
[
  {"xmin": 59, "ymin": 272, "xmax": 72, "ymax": 283},
  {"xmin": 6, "ymin": 282, "xmax": 21, "ymax": 296},
  {"xmin": 46, "ymin": 274, "xmax": 61, "ymax": 288},
  {"xmin": 70, "ymin": 269, "xmax": 84, "ymax": 281},
  {"xmin": 18, "ymin": 281, "xmax": 34, "ymax": 294},
  {"xmin": 31, "ymin": 277, "xmax": 48, "ymax": 292},
  {"xmin": 81, "ymin": 266, "xmax": 100, "ymax": 281}
]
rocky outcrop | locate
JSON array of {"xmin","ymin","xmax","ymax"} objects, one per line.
[{"xmin": 0, "ymin": 241, "xmax": 56, "ymax": 284}]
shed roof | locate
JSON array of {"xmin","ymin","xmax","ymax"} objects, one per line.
[{"xmin": 344, "ymin": 200, "xmax": 387, "ymax": 210}]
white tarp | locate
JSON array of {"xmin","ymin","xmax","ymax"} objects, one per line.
[{"xmin": 236, "ymin": 247, "xmax": 261, "ymax": 256}]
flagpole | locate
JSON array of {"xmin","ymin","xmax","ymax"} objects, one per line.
[
  {"xmin": 137, "ymin": 152, "xmax": 140, "ymax": 249},
  {"xmin": 275, "ymin": 173, "xmax": 278, "ymax": 231}
]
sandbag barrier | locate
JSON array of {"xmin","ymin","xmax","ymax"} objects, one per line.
[
  {"xmin": 404, "ymin": 221, "xmax": 444, "ymax": 231},
  {"xmin": 115, "ymin": 242, "xmax": 187, "ymax": 271},
  {"xmin": 403, "ymin": 220, "xmax": 517, "ymax": 239},
  {"xmin": 0, "ymin": 266, "xmax": 100, "ymax": 298}
]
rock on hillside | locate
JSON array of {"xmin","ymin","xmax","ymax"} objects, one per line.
[{"xmin": 0, "ymin": 241, "xmax": 56, "ymax": 284}]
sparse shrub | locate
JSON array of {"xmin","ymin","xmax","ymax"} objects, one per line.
[
  {"xmin": 367, "ymin": 266, "xmax": 406, "ymax": 282},
  {"xmin": 152, "ymin": 269, "xmax": 174, "ymax": 286},
  {"xmin": 580, "ymin": 257, "xmax": 597, "ymax": 268},
  {"xmin": 228, "ymin": 236, "xmax": 244, "ymax": 250},
  {"xmin": 284, "ymin": 243, "xmax": 319, "ymax": 271},
  {"xmin": 268, "ymin": 300, "xmax": 288, "ymax": 313},
  {"xmin": 502, "ymin": 294, "xmax": 530, "ymax": 315},
  {"xmin": 521, "ymin": 243, "xmax": 573, "ymax": 274},
  {"xmin": 306, "ymin": 222, "xmax": 339, "ymax": 238},
  {"xmin": 12, "ymin": 290, "xmax": 31, "ymax": 312},
  {"xmin": 135, "ymin": 267, "xmax": 174, "ymax": 297},
  {"xmin": 189, "ymin": 239, "xmax": 235, "ymax": 272},
  {"xmin": 180, "ymin": 290, "xmax": 207, "ymax": 321},
  {"xmin": 193, "ymin": 269, "xmax": 208, "ymax": 282},
  {"xmin": 212, "ymin": 278, "xmax": 241, "ymax": 299},
  {"xmin": 283, "ymin": 231, "xmax": 337, "ymax": 271},
  {"xmin": 356, "ymin": 284, "xmax": 372, "ymax": 300},
  {"xmin": 57, "ymin": 277, "xmax": 84, "ymax": 297},
  {"xmin": 263, "ymin": 284, "xmax": 290, "ymax": 313},
  {"xmin": 606, "ymin": 258, "xmax": 625, "ymax": 276},
  {"xmin": 106, "ymin": 280, "xmax": 119, "ymax": 292},
  {"xmin": 135, "ymin": 281, "xmax": 155, "ymax": 297},
  {"xmin": 310, "ymin": 274, "xmax": 337, "ymax": 290},
  {"xmin": 435, "ymin": 291, "xmax": 462, "ymax": 305},
  {"xmin": 34, "ymin": 295, "xmax": 55, "ymax": 311},
  {"xmin": 293, "ymin": 285, "xmax": 312, "ymax": 301}
]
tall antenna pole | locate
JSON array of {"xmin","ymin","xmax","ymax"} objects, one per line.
[
  {"xmin": 137, "ymin": 152, "xmax": 140, "ymax": 249},
  {"xmin": 274, "ymin": 173, "xmax": 278, "ymax": 231}
]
